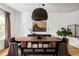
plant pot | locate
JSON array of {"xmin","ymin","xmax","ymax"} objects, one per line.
[{"xmin": 62, "ymin": 37, "xmax": 68, "ymax": 42}]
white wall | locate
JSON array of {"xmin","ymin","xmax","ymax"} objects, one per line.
[
  {"xmin": 20, "ymin": 9, "xmax": 79, "ymax": 37},
  {"xmin": 20, "ymin": 12, "xmax": 32, "ymax": 36},
  {"xmin": 48, "ymin": 10, "xmax": 79, "ymax": 36}
]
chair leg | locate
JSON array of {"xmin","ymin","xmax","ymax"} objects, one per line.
[
  {"xmin": 21, "ymin": 49, "xmax": 24, "ymax": 56},
  {"xmin": 24, "ymin": 54, "xmax": 26, "ymax": 56}
]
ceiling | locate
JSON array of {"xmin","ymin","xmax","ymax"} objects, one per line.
[{"xmin": 4, "ymin": 3, "xmax": 79, "ymax": 13}]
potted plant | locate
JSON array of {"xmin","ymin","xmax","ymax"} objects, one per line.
[{"xmin": 56, "ymin": 27, "xmax": 72, "ymax": 41}]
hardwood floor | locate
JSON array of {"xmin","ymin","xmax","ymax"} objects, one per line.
[
  {"xmin": 0, "ymin": 48, "xmax": 9, "ymax": 56},
  {"xmin": 68, "ymin": 45, "xmax": 79, "ymax": 56}
]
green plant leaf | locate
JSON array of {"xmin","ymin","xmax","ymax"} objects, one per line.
[{"xmin": 56, "ymin": 27, "xmax": 72, "ymax": 37}]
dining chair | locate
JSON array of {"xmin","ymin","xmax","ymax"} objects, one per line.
[{"xmin": 8, "ymin": 37, "xmax": 21, "ymax": 56}]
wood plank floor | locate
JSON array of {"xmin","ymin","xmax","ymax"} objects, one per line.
[
  {"xmin": 0, "ymin": 48, "xmax": 9, "ymax": 56},
  {"xmin": 68, "ymin": 45, "xmax": 79, "ymax": 56}
]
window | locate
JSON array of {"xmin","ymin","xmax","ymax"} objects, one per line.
[{"xmin": 0, "ymin": 10, "xmax": 5, "ymax": 40}]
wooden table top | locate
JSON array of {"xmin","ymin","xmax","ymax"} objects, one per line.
[{"xmin": 15, "ymin": 37, "xmax": 62, "ymax": 42}]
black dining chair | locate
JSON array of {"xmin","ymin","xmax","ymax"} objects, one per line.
[{"xmin": 8, "ymin": 37, "xmax": 21, "ymax": 56}]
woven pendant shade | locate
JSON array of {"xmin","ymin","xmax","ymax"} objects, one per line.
[{"xmin": 32, "ymin": 8, "xmax": 48, "ymax": 21}]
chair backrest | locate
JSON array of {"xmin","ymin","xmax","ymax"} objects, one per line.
[
  {"xmin": 57, "ymin": 38, "xmax": 70, "ymax": 56},
  {"xmin": 9, "ymin": 37, "xmax": 15, "ymax": 42},
  {"xmin": 9, "ymin": 37, "xmax": 19, "ymax": 43}
]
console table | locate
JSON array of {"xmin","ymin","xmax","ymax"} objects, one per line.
[{"xmin": 15, "ymin": 37, "xmax": 62, "ymax": 56}]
